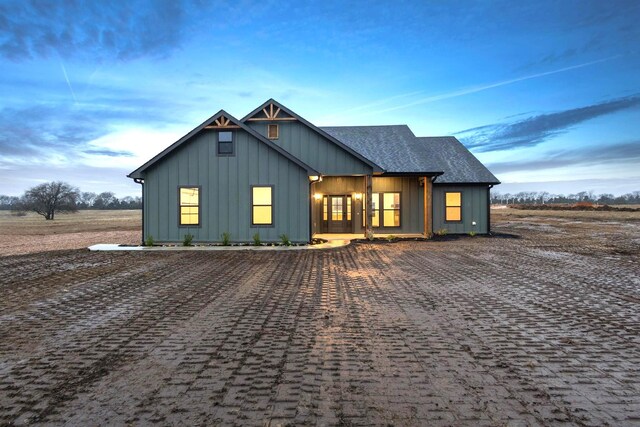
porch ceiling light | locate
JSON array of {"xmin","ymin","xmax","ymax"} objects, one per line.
[{"xmin": 309, "ymin": 175, "xmax": 321, "ymax": 182}]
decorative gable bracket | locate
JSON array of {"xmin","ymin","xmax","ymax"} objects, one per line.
[
  {"xmin": 246, "ymin": 102, "xmax": 297, "ymax": 122},
  {"xmin": 205, "ymin": 114, "xmax": 240, "ymax": 129}
]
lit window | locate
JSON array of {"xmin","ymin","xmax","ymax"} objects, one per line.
[
  {"xmin": 218, "ymin": 131, "xmax": 234, "ymax": 155},
  {"xmin": 323, "ymin": 196, "xmax": 328, "ymax": 221},
  {"xmin": 252, "ymin": 186, "xmax": 273, "ymax": 225},
  {"xmin": 331, "ymin": 197, "xmax": 343, "ymax": 221},
  {"xmin": 445, "ymin": 192, "xmax": 462, "ymax": 221},
  {"xmin": 179, "ymin": 187, "xmax": 199, "ymax": 226},
  {"xmin": 267, "ymin": 124, "xmax": 279, "ymax": 139},
  {"xmin": 372, "ymin": 193, "xmax": 380, "ymax": 227},
  {"xmin": 382, "ymin": 193, "xmax": 400, "ymax": 227},
  {"xmin": 363, "ymin": 192, "xmax": 399, "ymax": 227},
  {"xmin": 346, "ymin": 196, "xmax": 352, "ymax": 221}
]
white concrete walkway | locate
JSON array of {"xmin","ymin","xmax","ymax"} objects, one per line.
[
  {"xmin": 88, "ymin": 239, "xmax": 350, "ymax": 252},
  {"xmin": 88, "ymin": 233, "xmax": 427, "ymax": 252}
]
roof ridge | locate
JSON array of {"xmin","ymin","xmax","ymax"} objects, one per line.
[
  {"xmin": 320, "ymin": 124, "xmax": 410, "ymax": 128},
  {"xmin": 416, "ymin": 135, "xmax": 456, "ymax": 139}
]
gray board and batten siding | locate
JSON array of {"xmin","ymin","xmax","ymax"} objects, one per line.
[
  {"xmin": 246, "ymin": 121, "xmax": 374, "ymax": 176},
  {"xmin": 432, "ymin": 185, "xmax": 489, "ymax": 234},
  {"xmin": 143, "ymin": 128, "xmax": 311, "ymax": 243}
]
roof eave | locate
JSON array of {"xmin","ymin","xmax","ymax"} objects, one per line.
[
  {"xmin": 380, "ymin": 171, "xmax": 444, "ymax": 176},
  {"xmin": 433, "ymin": 180, "xmax": 502, "ymax": 185}
]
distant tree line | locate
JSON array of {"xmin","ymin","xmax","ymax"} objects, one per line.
[
  {"xmin": 491, "ymin": 190, "xmax": 640, "ymax": 205},
  {"xmin": 0, "ymin": 181, "xmax": 141, "ymax": 219}
]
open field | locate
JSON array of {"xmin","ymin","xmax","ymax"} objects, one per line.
[
  {"xmin": 0, "ymin": 209, "xmax": 639, "ymax": 425},
  {"xmin": 0, "ymin": 210, "xmax": 140, "ymax": 256},
  {"xmin": 492, "ymin": 205, "xmax": 640, "ymax": 221}
]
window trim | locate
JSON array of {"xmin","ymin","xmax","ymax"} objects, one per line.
[
  {"xmin": 250, "ymin": 185, "xmax": 275, "ymax": 228},
  {"xmin": 267, "ymin": 124, "xmax": 279, "ymax": 140},
  {"xmin": 444, "ymin": 191, "xmax": 463, "ymax": 223},
  {"xmin": 177, "ymin": 185, "xmax": 202, "ymax": 228},
  {"xmin": 216, "ymin": 131, "xmax": 235, "ymax": 157}
]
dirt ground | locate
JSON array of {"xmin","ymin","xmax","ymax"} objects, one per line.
[
  {"xmin": 0, "ymin": 210, "xmax": 140, "ymax": 256},
  {"xmin": 0, "ymin": 210, "xmax": 639, "ymax": 426}
]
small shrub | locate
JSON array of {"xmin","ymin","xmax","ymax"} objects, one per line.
[
  {"xmin": 253, "ymin": 232, "xmax": 262, "ymax": 246},
  {"xmin": 386, "ymin": 235, "xmax": 397, "ymax": 242},
  {"xmin": 279, "ymin": 233, "xmax": 292, "ymax": 246},
  {"xmin": 10, "ymin": 210, "xmax": 27, "ymax": 217},
  {"xmin": 468, "ymin": 231, "xmax": 476, "ymax": 237},
  {"xmin": 435, "ymin": 228, "xmax": 448, "ymax": 236},
  {"xmin": 366, "ymin": 229, "xmax": 375, "ymax": 241},
  {"xmin": 144, "ymin": 235, "xmax": 155, "ymax": 246},
  {"xmin": 221, "ymin": 231, "xmax": 231, "ymax": 246},
  {"xmin": 183, "ymin": 233, "xmax": 193, "ymax": 246}
]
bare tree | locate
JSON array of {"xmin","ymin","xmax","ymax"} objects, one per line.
[
  {"xmin": 539, "ymin": 191, "xmax": 549, "ymax": 204},
  {"xmin": 19, "ymin": 181, "xmax": 79, "ymax": 220},
  {"xmin": 79, "ymin": 192, "xmax": 97, "ymax": 208},
  {"xmin": 93, "ymin": 192, "xmax": 118, "ymax": 209}
]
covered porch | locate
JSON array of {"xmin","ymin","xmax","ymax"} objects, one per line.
[{"xmin": 310, "ymin": 175, "xmax": 434, "ymax": 239}]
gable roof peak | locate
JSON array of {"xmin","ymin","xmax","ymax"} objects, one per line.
[
  {"xmin": 241, "ymin": 99, "xmax": 383, "ymax": 172},
  {"xmin": 128, "ymin": 107, "xmax": 318, "ymax": 179}
]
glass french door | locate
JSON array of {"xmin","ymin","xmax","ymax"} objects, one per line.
[{"xmin": 324, "ymin": 195, "xmax": 352, "ymax": 233}]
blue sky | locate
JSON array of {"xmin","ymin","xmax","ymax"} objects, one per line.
[{"xmin": 1, "ymin": 0, "xmax": 639, "ymax": 197}]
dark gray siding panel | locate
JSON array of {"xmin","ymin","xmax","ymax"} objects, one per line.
[
  {"xmin": 247, "ymin": 121, "xmax": 373, "ymax": 175},
  {"xmin": 143, "ymin": 129, "xmax": 309, "ymax": 243},
  {"xmin": 432, "ymin": 185, "xmax": 489, "ymax": 234}
]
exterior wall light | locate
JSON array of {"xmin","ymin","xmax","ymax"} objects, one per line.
[
  {"xmin": 313, "ymin": 193, "xmax": 322, "ymax": 201},
  {"xmin": 354, "ymin": 193, "xmax": 362, "ymax": 200}
]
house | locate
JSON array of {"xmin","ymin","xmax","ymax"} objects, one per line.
[{"xmin": 128, "ymin": 99, "xmax": 500, "ymax": 244}]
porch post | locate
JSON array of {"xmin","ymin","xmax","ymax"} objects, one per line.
[
  {"xmin": 365, "ymin": 174, "xmax": 373, "ymax": 239},
  {"xmin": 423, "ymin": 176, "xmax": 433, "ymax": 238}
]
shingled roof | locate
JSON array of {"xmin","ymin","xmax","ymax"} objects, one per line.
[
  {"xmin": 320, "ymin": 125, "xmax": 443, "ymax": 174},
  {"xmin": 416, "ymin": 137, "xmax": 500, "ymax": 184},
  {"xmin": 320, "ymin": 125, "xmax": 499, "ymax": 184}
]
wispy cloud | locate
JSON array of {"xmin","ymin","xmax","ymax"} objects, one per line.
[
  {"xmin": 457, "ymin": 94, "xmax": 640, "ymax": 152},
  {"xmin": 0, "ymin": 0, "xmax": 192, "ymax": 61},
  {"xmin": 0, "ymin": 96, "xmax": 181, "ymax": 163},
  {"xmin": 487, "ymin": 140, "xmax": 640, "ymax": 174},
  {"xmin": 83, "ymin": 149, "xmax": 133, "ymax": 157},
  {"xmin": 371, "ymin": 56, "xmax": 622, "ymax": 115},
  {"xmin": 59, "ymin": 61, "xmax": 77, "ymax": 103}
]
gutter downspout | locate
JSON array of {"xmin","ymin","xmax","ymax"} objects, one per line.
[
  {"xmin": 487, "ymin": 184, "xmax": 494, "ymax": 235},
  {"xmin": 134, "ymin": 178, "xmax": 144, "ymax": 245}
]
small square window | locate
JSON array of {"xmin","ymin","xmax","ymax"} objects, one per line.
[
  {"xmin": 267, "ymin": 124, "xmax": 279, "ymax": 140},
  {"xmin": 217, "ymin": 131, "xmax": 234, "ymax": 155}
]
